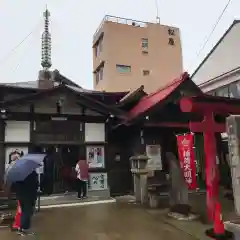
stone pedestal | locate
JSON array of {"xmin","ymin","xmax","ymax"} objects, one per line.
[
  {"xmin": 148, "ymin": 194, "xmax": 158, "ymax": 208},
  {"xmin": 130, "ymin": 155, "xmax": 149, "ymax": 205},
  {"xmin": 226, "ymin": 115, "xmax": 240, "ymax": 215},
  {"xmin": 224, "ymin": 221, "xmax": 238, "ymax": 239}
]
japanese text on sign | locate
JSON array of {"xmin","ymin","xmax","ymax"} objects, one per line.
[
  {"xmin": 183, "ymin": 150, "xmax": 192, "ymax": 184},
  {"xmin": 176, "ymin": 134, "xmax": 197, "ymax": 190}
]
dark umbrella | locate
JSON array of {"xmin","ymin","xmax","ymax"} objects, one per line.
[{"xmin": 4, "ymin": 153, "xmax": 46, "ymax": 184}]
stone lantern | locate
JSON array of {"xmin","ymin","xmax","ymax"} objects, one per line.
[{"xmin": 130, "ymin": 154, "xmax": 149, "ymax": 205}]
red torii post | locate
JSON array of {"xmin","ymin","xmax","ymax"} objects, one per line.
[
  {"xmin": 190, "ymin": 112, "xmax": 225, "ymax": 221},
  {"xmin": 180, "ymin": 97, "xmax": 227, "ymax": 222}
]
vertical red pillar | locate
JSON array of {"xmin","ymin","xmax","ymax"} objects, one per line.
[
  {"xmin": 181, "ymin": 98, "xmax": 225, "ymax": 223},
  {"xmin": 203, "ymin": 113, "xmax": 219, "ymax": 222}
]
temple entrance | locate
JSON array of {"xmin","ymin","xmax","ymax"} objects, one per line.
[
  {"xmin": 32, "ymin": 144, "xmax": 80, "ymax": 194},
  {"xmin": 31, "ymin": 120, "xmax": 84, "ymax": 194}
]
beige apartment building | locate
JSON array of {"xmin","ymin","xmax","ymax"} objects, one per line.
[{"xmin": 93, "ymin": 15, "xmax": 183, "ymax": 93}]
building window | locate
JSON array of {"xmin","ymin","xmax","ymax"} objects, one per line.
[
  {"xmin": 116, "ymin": 65, "xmax": 131, "ymax": 73},
  {"xmin": 143, "ymin": 70, "xmax": 150, "ymax": 76},
  {"xmin": 206, "ymin": 91, "xmax": 216, "ymax": 96},
  {"xmin": 95, "ymin": 38, "xmax": 103, "ymax": 57},
  {"xmin": 168, "ymin": 38, "xmax": 175, "ymax": 46},
  {"xmin": 216, "ymin": 86, "xmax": 229, "ymax": 97},
  {"xmin": 95, "ymin": 67, "xmax": 104, "ymax": 84},
  {"xmin": 141, "ymin": 38, "xmax": 148, "ymax": 49},
  {"xmin": 229, "ymin": 81, "xmax": 240, "ymax": 98},
  {"xmin": 168, "ymin": 28, "xmax": 175, "ymax": 36}
]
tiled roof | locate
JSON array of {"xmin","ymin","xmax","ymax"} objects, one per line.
[
  {"xmin": 1, "ymin": 81, "xmax": 39, "ymax": 89},
  {"xmin": 0, "ymin": 81, "xmax": 127, "ymax": 96}
]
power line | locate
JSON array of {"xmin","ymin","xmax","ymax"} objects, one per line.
[
  {"xmin": 189, "ymin": 0, "xmax": 232, "ymax": 71},
  {"xmin": 0, "ymin": 21, "xmax": 41, "ymax": 68},
  {"xmin": 10, "ymin": 34, "xmax": 37, "ymax": 77}
]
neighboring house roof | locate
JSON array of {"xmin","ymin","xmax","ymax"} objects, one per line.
[
  {"xmin": 197, "ymin": 66, "xmax": 240, "ymax": 93},
  {"xmin": 191, "ymin": 20, "xmax": 240, "ymax": 84}
]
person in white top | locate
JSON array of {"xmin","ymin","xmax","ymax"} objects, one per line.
[{"xmin": 75, "ymin": 160, "xmax": 88, "ymax": 199}]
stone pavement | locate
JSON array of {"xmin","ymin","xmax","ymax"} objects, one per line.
[
  {"xmin": 0, "ymin": 202, "xmax": 200, "ymax": 240},
  {"xmin": 145, "ymin": 190, "xmax": 235, "ymax": 240}
]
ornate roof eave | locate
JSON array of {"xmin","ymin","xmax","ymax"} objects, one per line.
[{"xmin": 117, "ymin": 85, "xmax": 147, "ymax": 110}]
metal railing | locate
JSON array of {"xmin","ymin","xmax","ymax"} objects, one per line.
[{"xmin": 93, "ymin": 15, "xmax": 149, "ymax": 41}]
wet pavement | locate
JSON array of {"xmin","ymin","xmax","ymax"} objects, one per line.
[{"xmin": 0, "ymin": 202, "xmax": 199, "ymax": 240}]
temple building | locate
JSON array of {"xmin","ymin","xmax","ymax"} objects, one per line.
[
  {"xmin": 0, "ymin": 68, "xmax": 130, "ymax": 196},
  {"xmin": 2, "ymin": 9, "xmax": 240, "ymax": 210},
  {"xmin": 2, "ymin": 66, "xmax": 239, "ymax": 199}
]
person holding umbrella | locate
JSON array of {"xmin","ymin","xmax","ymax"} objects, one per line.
[{"xmin": 5, "ymin": 153, "xmax": 45, "ymax": 236}]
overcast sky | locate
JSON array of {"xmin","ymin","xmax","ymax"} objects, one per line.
[{"xmin": 0, "ymin": 0, "xmax": 238, "ymax": 89}]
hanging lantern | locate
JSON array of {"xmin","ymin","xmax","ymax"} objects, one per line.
[{"xmin": 55, "ymin": 146, "xmax": 58, "ymax": 152}]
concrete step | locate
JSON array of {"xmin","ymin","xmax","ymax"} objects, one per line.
[{"xmin": 37, "ymin": 190, "xmax": 114, "ymax": 209}]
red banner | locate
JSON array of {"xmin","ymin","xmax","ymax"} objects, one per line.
[{"xmin": 176, "ymin": 134, "xmax": 197, "ymax": 190}]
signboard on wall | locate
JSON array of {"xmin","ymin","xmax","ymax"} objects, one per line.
[
  {"xmin": 88, "ymin": 173, "xmax": 108, "ymax": 191},
  {"xmin": 86, "ymin": 146, "xmax": 105, "ymax": 168},
  {"xmin": 5, "ymin": 121, "xmax": 30, "ymax": 142},
  {"xmin": 85, "ymin": 123, "xmax": 105, "ymax": 142},
  {"xmin": 146, "ymin": 145, "xmax": 162, "ymax": 170},
  {"xmin": 34, "ymin": 121, "xmax": 83, "ymax": 142},
  {"xmin": 5, "ymin": 147, "xmax": 28, "ymax": 170}
]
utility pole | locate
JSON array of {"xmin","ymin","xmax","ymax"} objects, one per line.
[{"xmin": 155, "ymin": 0, "xmax": 160, "ymax": 23}]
